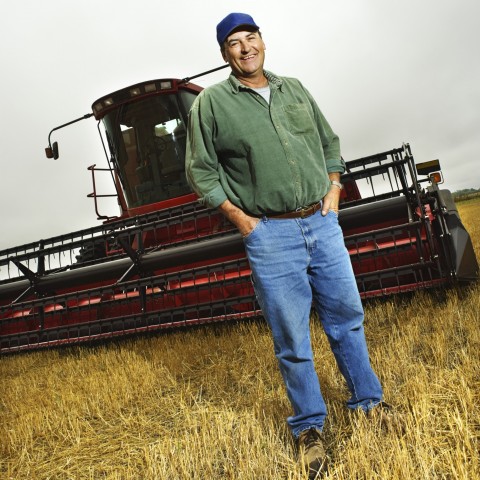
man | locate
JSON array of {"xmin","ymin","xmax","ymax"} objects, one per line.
[{"xmin": 185, "ymin": 12, "xmax": 387, "ymax": 477}]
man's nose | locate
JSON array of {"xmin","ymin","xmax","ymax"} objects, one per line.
[{"xmin": 240, "ymin": 41, "xmax": 251, "ymax": 53}]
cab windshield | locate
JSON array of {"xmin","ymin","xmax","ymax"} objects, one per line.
[{"xmin": 103, "ymin": 90, "xmax": 196, "ymax": 208}]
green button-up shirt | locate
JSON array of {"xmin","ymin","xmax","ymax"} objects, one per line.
[{"xmin": 185, "ymin": 70, "xmax": 345, "ymax": 215}]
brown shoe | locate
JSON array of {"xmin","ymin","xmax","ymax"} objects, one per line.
[
  {"xmin": 367, "ymin": 401, "xmax": 405, "ymax": 434},
  {"xmin": 298, "ymin": 428, "xmax": 328, "ymax": 478}
]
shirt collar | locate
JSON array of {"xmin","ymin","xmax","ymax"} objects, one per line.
[{"xmin": 227, "ymin": 70, "xmax": 283, "ymax": 94}]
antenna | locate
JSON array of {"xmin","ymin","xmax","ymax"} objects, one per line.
[{"xmin": 179, "ymin": 64, "xmax": 229, "ymax": 85}]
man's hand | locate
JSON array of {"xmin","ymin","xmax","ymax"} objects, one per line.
[
  {"xmin": 218, "ymin": 199, "xmax": 260, "ymax": 237},
  {"xmin": 321, "ymin": 172, "xmax": 342, "ymax": 216}
]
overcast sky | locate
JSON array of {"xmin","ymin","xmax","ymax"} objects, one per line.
[{"xmin": 1, "ymin": 0, "xmax": 479, "ymax": 249}]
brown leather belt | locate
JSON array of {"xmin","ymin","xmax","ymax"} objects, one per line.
[{"xmin": 264, "ymin": 201, "xmax": 322, "ymax": 219}]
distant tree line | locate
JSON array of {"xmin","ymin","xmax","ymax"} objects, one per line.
[{"xmin": 452, "ymin": 188, "xmax": 480, "ymax": 202}]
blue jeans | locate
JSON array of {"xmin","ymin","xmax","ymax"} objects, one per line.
[{"xmin": 243, "ymin": 210, "xmax": 383, "ymax": 437}]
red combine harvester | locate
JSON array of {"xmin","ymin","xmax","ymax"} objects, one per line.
[{"xmin": 1, "ymin": 69, "xmax": 478, "ymax": 354}]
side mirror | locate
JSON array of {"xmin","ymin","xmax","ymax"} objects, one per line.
[
  {"xmin": 45, "ymin": 141, "xmax": 59, "ymax": 160},
  {"xmin": 45, "ymin": 112, "xmax": 93, "ymax": 160}
]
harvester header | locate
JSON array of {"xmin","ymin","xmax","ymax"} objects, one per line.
[{"xmin": 0, "ymin": 68, "xmax": 477, "ymax": 354}]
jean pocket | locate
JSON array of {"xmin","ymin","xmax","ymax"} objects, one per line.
[{"xmin": 242, "ymin": 219, "xmax": 263, "ymax": 241}]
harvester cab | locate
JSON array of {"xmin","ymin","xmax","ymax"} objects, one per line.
[
  {"xmin": 91, "ymin": 79, "xmax": 198, "ymax": 216},
  {"xmin": 0, "ymin": 69, "xmax": 478, "ymax": 353},
  {"xmin": 46, "ymin": 77, "xmax": 204, "ymax": 222}
]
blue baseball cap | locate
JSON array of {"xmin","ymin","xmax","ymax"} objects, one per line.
[{"xmin": 216, "ymin": 13, "xmax": 260, "ymax": 46}]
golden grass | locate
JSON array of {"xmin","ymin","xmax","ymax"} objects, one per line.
[{"xmin": 1, "ymin": 199, "xmax": 479, "ymax": 479}]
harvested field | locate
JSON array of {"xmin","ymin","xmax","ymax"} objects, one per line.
[{"xmin": 1, "ymin": 198, "xmax": 479, "ymax": 479}]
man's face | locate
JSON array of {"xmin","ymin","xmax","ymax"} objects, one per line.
[{"xmin": 222, "ymin": 29, "xmax": 266, "ymax": 80}]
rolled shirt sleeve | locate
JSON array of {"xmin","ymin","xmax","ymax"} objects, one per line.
[
  {"xmin": 185, "ymin": 93, "xmax": 228, "ymax": 209},
  {"xmin": 300, "ymin": 84, "xmax": 345, "ymax": 174}
]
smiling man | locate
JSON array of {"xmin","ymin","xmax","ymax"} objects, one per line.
[
  {"xmin": 221, "ymin": 23, "xmax": 266, "ymax": 87},
  {"xmin": 185, "ymin": 13, "xmax": 388, "ymax": 477}
]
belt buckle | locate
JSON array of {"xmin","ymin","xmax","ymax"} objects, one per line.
[
  {"xmin": 295, "ymin": 202, "xmax": 318, "ymax": 219},
  {"xmin": 299, "ymin": 205, "xmax": 313, "ymax": 218}
]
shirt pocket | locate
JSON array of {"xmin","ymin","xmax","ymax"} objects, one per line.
[{"xmin": 283, "ymin": 103, "xmax": 315, "ymax": 135}]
